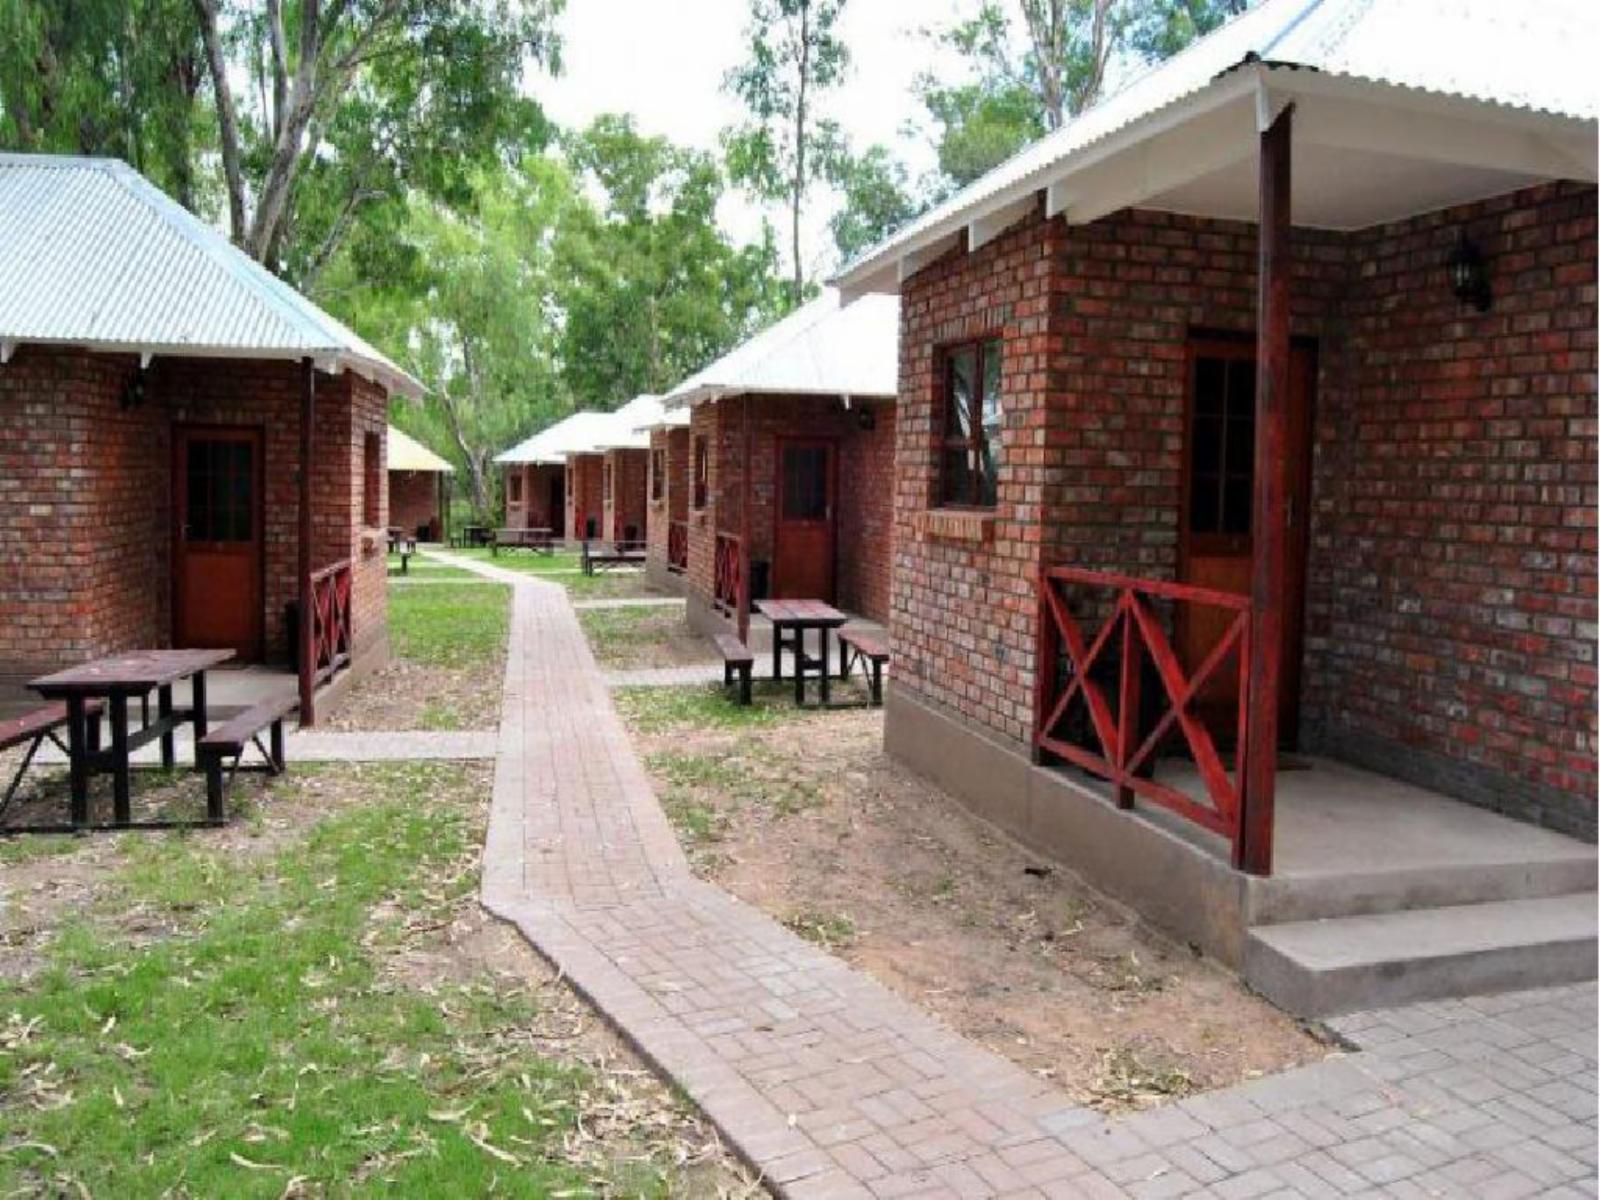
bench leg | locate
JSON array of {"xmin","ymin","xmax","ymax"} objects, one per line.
[
  {"xmin": 870, "ymin": 659, "xmax": 883, "ymax": 707},
  {"xmin": 739, "ymin": 664, "xmax": 752, "ymax": 707},
  {"xmin": 2, "ymin": 734, "xmax": 43, "ymax": 813},
  {"xmin": 269, "ymin": 719, "xmax": 285, "ymax": 774},
  {"xmin": 109, "ymin": 694, "xmax": 131, "ymax": 826},
  {"xmin": 158, "ymin": 684, "xmax": 175, "ymax": 770},
  {"xmin": 204, "ymin": 755, "xmax": 225, "ymax": 822},
  {"xmin": 66, "ymin": 696, "xmax": 90, "ymax": 829}
]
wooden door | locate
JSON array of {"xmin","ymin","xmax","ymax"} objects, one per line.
[
  {"xmin": 1178, "ymin": 337, "xmax": 1314, "ymax": 746},
  {"xmin": 548, "ymin": 473, "xmax": 564, "ymax": 532},
  {"xmin": 772, "ymin": 439, "xmax": 836, "ymax": 601},
  {"xmin": 174, "ymin": 426, "xmax": 263, "ymax": 659}
]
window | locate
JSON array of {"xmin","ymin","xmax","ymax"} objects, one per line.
[
  {"xmin": 603, "ymin": 459, "xmax": 613, "ymax": 501},
  {"xmin": 692, "ymin": 435, "xmax": 709, "ymax": 509},
  {"xmin": 781, "ymin": 445, "xmax": 829, "ymax": 520},
  {"xmin": 650, "ymin": 448, "xmax": 666, "ymax": 501},
  {"xmin": 507, "ymin": 471, "xmax": 523, "ymax": 504},
  {"xmin": 1188, "ymin": 354, "xmax": 1255, "ymax": 536},
  {"xmin": 939, "ymin": 338, "xmax": 1003, "ymax": 507},
  {"xmin": 363, "ymin": 430, "xmax": 382, "ymax": 527}
]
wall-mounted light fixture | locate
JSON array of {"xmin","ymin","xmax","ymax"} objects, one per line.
[
  {"xmin": 857, "ymin": 406, "xmax": 876, "ymax": 432},
  {"xmin": 1447, "ymin": 233, "xmax": 1491, "ymax": 313},
  {"xmin": 120, "ymin": 364, "xmax": 148, "ymax": 410}
]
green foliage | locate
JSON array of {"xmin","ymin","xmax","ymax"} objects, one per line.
[
  {"xmin": 1127, "ymin": 0, "xmax": 1248, "ymax": 60},
  {"xmin": 920, "ymin": 80, "xmax": 1047, "ymax": 190},
  {"xmin": 723, "ymin": 0, "xmax": 852, "ymax": 304},
  {"xmin": 829, "ymin": 143, "xmax": 923, "ymax": 262}
]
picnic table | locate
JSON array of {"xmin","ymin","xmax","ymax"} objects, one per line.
[
  {"xmin": 453, "ymin": 524, "xmax": 491, "ymax": 549},
  {"xmin": 30, "ymin": 649, "xmax": 234, "ymax": 827},
  {"xmin": 754, "ymin": 599, "xmax": 849, "ymax": 706},
  {"xmin": 493, "ymin": 526, "xmax": 555, "ymax": 556}
]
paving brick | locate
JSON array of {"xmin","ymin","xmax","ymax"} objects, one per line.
[{"xmin": 460, "ymin": 551, "xmax": 1600, "ymax": 1199}]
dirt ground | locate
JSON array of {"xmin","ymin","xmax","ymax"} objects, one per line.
[
  {"xmin": 322, "ymin": 656, "xmax": 502, "ymax": 732},
  {"xmin": 578, "ymin": 606, "xmax": 719, "ymax": 670},
  {"xmin": 0, "ymin": 761, "xmax": 759, "ymax": 1195},
  {"xmin": 626, "ymin": 704, "xmax": 1332, "ymax": 1113}
]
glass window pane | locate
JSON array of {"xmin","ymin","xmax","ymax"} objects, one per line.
[
  {"xmin": 941, "ymin": 447, "xmax": 971, "ymax": 506},
  {"xmin": 978, "ymin": 438, "xmax": 999, "ymax": 507},
  {"xmin": 981, "ymin": 339, "xmax": 1002, "ymax": 430},
  {"xmin": 1222, "ymin": 476, "xmax": 1252, "ymax": 535},
  {"xmin": 1190, "ymin": 473, "xmax": 1220, "ymax": 534},
  {"xmin": 947, "ymin": 348, "xmax": 975, "ymax": 439},
  {"xmin": 1225, "ymin": 358, "xmax": 1255, "ymax": 418},
  {"xmin": 1195, "ymin": 357, "xmax": 1225, "ymax": 415},
  {"xmin": 1192, "ymin": 415, "xmax": 1222, "ymax": 477},
  {"xmin": 782, "ymin": 446, "xmax": 828, "ymax": 519},
  {"xmin": 1225, "ymin": 411, "xmax": 1255, "ymax": 479}
]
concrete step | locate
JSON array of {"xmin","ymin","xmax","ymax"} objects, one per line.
[
  {"xmin": 1246, "ymin": 852, "xmax": 1598, "ymax": 926},
  {"xmin": 1243, "ymin": 894, "xmax": 1598, "ymax": 1018}
]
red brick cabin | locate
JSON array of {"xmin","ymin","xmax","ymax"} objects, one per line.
[
  {"xmin": 644, "ymin": 417, "xmax": 692, "ymax": 590},
  {"xmin": 660, "ymin": 291, "xmax": 900, "ymax": 640},
  {"xmin": 565, "ymin": 452, "xmax": 605, "ymax": 543},
  {"xmin": 496, "ymin": 411, "xmax": 607, "ymax": 542},
  {"xmin": 587, "ymin": 394, "xmax": 664, "ymax": 547},
  {"xmin": 386, "ymin": 425, "xmax": 453, "ymax": 542},
  {"xmin": 0, "ymin": 154, "xmax": 420, "ymax": 723},
  {"xmin": 834, "ymin": 5, "xmax": 1597, "ymax": 1002}
]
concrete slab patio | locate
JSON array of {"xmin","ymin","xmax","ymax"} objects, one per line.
[{"xmin": 444, "ymin": 545, "xmax": 1600, "ymax": 1198}]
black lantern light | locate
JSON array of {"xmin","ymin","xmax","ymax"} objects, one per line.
[
  {"xmin": 120, "ymin": 364, "xmax": 147, "ymax": 410},
  {"xmin": 1447, "ymin": 233, "xmax": 1491, "ymax": 312}
]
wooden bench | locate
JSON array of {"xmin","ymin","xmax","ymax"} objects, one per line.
[
  {"xmin": 1, "ymin": 700, "xmax": 102, "ymax": 815},
  {"xmin": 838, "ymin": 630, "xmax": 890, "ymax": 707},
  {"xmin": 196, "ymin": 694, "xmax": 296, "ymax": 821},
  {"xmin": 581, "ymin": 540, "xmax": 647, "ymax": 575},
  {"xmin": 713, "ymin": 634, "xmax": 754, "ymax": 706},
  {"xmin": 492, "ymin": 527, "xmax": 554, "ymax": 557}
]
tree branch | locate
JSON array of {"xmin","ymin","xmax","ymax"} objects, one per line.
[{"xmin": 192, "ymin": 0, "xmax": 248, "ymax": 244}]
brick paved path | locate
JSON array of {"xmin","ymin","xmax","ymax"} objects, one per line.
[
  {"xmin": 458, "ymin": 549, "xmax": 1599, "ymax": 1199},
  {"xmin": 570, "ymin": 595, "xmax": 686, "ymax": 610}
]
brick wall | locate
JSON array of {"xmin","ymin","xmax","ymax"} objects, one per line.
[
  {"xmin": 0, "ymin": 346, "xmax": 389, "ymax": 692},
  {"xmin": 566, "ymin": 454, "xmax": 604, "ymax": 541},
  {"xmin": 680, "ymin": 394, "xmax": 897, "ymax": 624},
  {"xmin": 893, "ymin": 182, "xmax": 1597, "ymax": 836},
  {"xmin": 505, "ymin": 463, "xmax": 564, "ymax": 532},
  {"xmin": 1304, "ymin": 182, "xmax": 1597, "ymax": 835},
  {"xmin": 390, "ymin": 469, "xmax": 442, "ymax": 538},
  {"xmin": 604, "ymin": 447, "xmax": 649, "ymax": 544},
  {"xmin": 646, "ymin": 428, "xmax": 691, "ymax": 581}
]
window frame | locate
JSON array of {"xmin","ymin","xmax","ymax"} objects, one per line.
[
  {"xmin": 362, "ymin": 430, "xmax": 382, "ymax": 528},
  {"xmin": 650, "ymin": 448, "xmax": 666, "ymax": 502},
  {"xmin": 937, "ymin": 337, "xmax": 1003, "ymax": 509},
  {"xmin": 506, "ymin": 470, "xmax": 523, "ymax": 505},
  {"xmin": 692, "ymin": 435, "xmax": 709, "ymax": 511}
]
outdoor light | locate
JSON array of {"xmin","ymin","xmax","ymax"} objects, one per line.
[
  {"xmin": 1447, "ymin": 233, "xmax": 1491, "ymax": 312},
  {"xmin": 857, "ymin": 406, "xmax": 876, "ymax": 432}
]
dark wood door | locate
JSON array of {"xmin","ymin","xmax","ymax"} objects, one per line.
[
  {"xmin": 1178, "ymin": 337, "xmax": 1314, "ymax": 746},
  {"xmin": 772, "ymin": 439, "xmax": 836, "ymax": 601},
  {"xmin": 548, "ymin": 473, "xmax": 564, "ymax": 531},
  {"xmin": 174, "ymin": 426, "xmax": 263, "ymax": 659}
]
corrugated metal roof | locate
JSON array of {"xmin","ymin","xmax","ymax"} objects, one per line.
[
  {"xmin": 496, "ymin": 411, "xmax": 615, "ymax": 465},
  {"xmin": 835, "ymin": 0, "xmax": 1597, "ymax": 292},
  {"xmin": 592, "ymin": 394, "xmax": 665, "ymax": 451},
  {"xmin": 0, "ymin": 153, "xmax": 422, "ymax": 397},
  {"xmin": 664, "ymin": 290, "xmax": 898, "ymax": 407},
  {"xmin": 388, "ymin": 425, "xmax": 453, "ymax": 473}
]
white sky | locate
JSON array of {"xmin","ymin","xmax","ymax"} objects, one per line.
[{"xmin": 540, "ymin": 0, "xmax": 980, "ymax": 279}]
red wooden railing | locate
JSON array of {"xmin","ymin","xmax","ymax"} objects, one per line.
[
  {"xmin": 713, "ymin": 532, "xmax": 742, "ymax": 615},
  {"xmin": 309, "ymin": 558, "xmax": 354, "ymax": 686},
  {"xmin": 1033, "ymin": 565, "xmax": 1256, "ymax": 866},
  {"xmin": 667, "ymin": 520, "xmax": 688, "ymax": 574}
]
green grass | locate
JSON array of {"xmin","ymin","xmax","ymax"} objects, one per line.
[
  {"xmin": 576, "ymin": 605, "xmax": 698, "ymax": 668},
  {"xmin": 615, "ymin": 681, "xmax": 832, "ymax": 734},
  {"xmin": 781, "ymin": 908, "xmax": 858, "ymax": 951},
  {"xmin": 388, "ymin": 554, "xmax": 474, "ymax": 579},
  {"xmin": 0, "ymin": 834, "xmax": 80, "ymax": 866},
  {"xmin": 647, "ymin": 746, "xmax": 822, "ymax": 823},
  {"xmin": 0, "ymin": 763, "xmax": 660, "ymax": 1198},
  {"xmin": 444, "ymin": 547, "xmax": 581, "ymax": 575},
  {"xmin": 389, "ymin": 581, "xmax": 510, "ymax": 668}
]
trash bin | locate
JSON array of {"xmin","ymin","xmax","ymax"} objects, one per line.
[
  {"xmin": 284, "ymin": 602, "xmax": 301, "ymax": 671},
  {"xmin": 750, "ymin": 559, "xmax": 771, "ymax": 601}
]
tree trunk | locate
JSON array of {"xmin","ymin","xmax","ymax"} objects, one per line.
[
  {"xmin": 790, "ymin": 0, "xmax": 810, "ymax": 310},
  {"xmin": 247, "ymin": 0, "xmax": 323, "ymax": 262},
  {"xmin": 192, "ymin": 0, "xmax": 248, "ymax": 244}
]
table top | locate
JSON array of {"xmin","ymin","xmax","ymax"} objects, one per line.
[
  {"xmin": 755, "ymin": 599, "xmax": 848, "ymax": 626},
  {"xmin": 31, "ymin": 648, "xmax": 237, "ymax": 695}
]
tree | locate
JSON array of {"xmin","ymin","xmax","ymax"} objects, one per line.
[
  {"xmin": 918, "ymin": 0, "xmax": 1250, "ymax": 190},
  {"xmin": 828, "ymin": 143, "xmax": 922, "ymax": 263},
  {"xmin": 556, "ymin": 115, "xmax": 788, "ymax": 407},
  {"xmin": 0, "ymin": 0, "xmax": 208, "ymax": 206},
  {"xmin": 723, "ymin": 0, "xmax": 850, "ymax": 308},
  {"xmin": 188, "ymin": 0, "xmax": 562, "ymax": 273}
]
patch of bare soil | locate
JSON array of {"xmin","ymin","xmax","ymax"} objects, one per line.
[
  {"xmin": 629, "ymin": 709, "xmax": 1331, "ymax": 1114},
  {"xmin": 322, "ymin": 657, "xmax": 502, "ymax": 732},
  {"xmin": 579, "ymin": 607, "xmax": 719, "ymax": 670}
]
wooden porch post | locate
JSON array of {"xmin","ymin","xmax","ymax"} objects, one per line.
[
  {"xmin": 1240, "ymin": 105, "xmax": 1292, "ymax": 875},
  {"xmin": 298, "ymin": 357, "xmax": 316, "ymax": 726},
  {"xmin": 738, "ymin": 395, "xmax": 753, "ymax": 643}
]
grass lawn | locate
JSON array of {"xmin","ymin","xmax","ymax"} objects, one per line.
[
  {"xmin": 441, "ymin": 547, "xmax": 581, "ymax": 575},
  {"xmin": 390, "ymin": 582, "xmax": 509, "ymax": 670},
  {"xmin": 0, "ymin": 762, "xmax": 747, "ymax": 1196},
  {"xmin": 387, "ymin": 553, "xmax": 474, "ymax": 579},
  {"xmin": 613, "ymin": 680, "xmax": 837, "ymax": 733}
]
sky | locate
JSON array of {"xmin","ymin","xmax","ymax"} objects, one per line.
[{"xmin": 539, "ymin": 0, "xmax": 979, "ymax": 281}]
